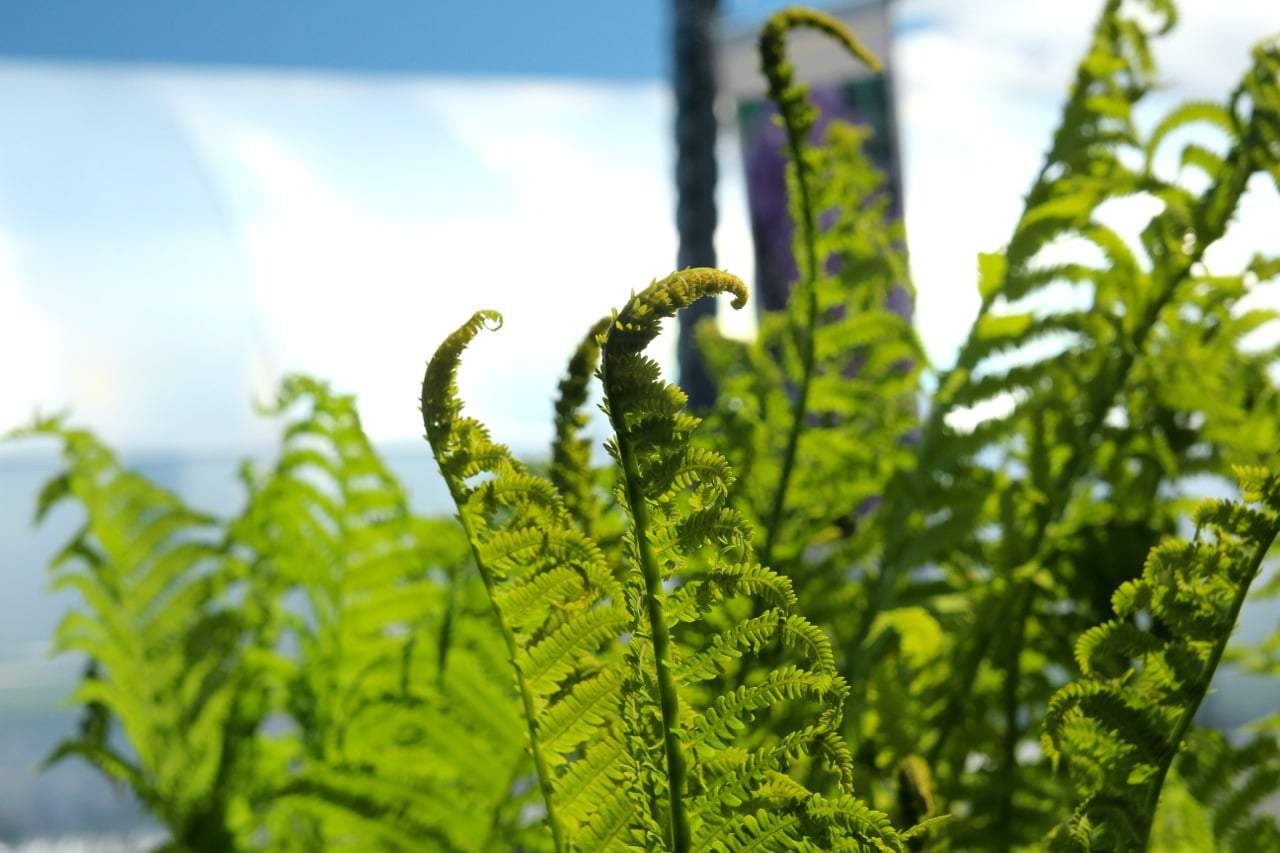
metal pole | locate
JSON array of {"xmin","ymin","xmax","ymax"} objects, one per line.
[{"xmin": 673, "ymin": 0, "xmax": 719, "ymax": 409}]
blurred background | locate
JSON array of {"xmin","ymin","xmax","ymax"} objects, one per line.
[{"xmin": 0, "ymin": 0, "xmax": 1276, "ymax": 846}]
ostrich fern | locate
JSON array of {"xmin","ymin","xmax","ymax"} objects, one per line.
[{"xmin": 10, "ymin": 1, "xmax": 1280, "ymax": 850}]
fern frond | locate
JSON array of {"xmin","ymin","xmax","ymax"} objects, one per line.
[
  {"xmin": 13, "ymin": 420, "xmax": 253, "ymax": 850},
  {"xmin": 602, "ymin": 269, "xmax": 903, "ymax": 851},
  {"xmin": 423, "ymin": 311, "xmax": 632, "ymax": 852},
  {"xmin": 551, "ymin": 316, "xmax": 613, "ymax": 538},
  {"xmin": 753, "ymin": 8, "xmax": 891, "ymax": 569},
  {"xmin": 237, "ymin": 375, "xmax": 531, "ymax": 850},
  {"xmin": 1042, "ymin": 468, "xmax": 1280, "ymax": 849}
]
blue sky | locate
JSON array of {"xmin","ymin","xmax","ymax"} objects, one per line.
[
  {"xmin": 0, "ymin": 0, "xmax": 1276, "ymax": 453},
  {"xmin": 0, "ymin": 2, "xmax": 665, "ymax": 77},
  {"xmin": 0, "ymin": 1, "xmax": 859, "ymax": 77}
]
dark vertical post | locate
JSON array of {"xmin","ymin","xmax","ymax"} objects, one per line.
[{"xmin": 673, "ymin": 0, "xmax": 719, "ymax": 409}]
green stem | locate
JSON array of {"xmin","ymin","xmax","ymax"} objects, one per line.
[
  {"xmin": 444, "ymin": 482, "xmax": 568, "ymax": 852},
  {"xmin": 760, "ymin": 90, "xmax": 820, "ymax": 570},
  {"xmin": 1136, "ymin": 518, "xmax": 1280, "ymax": 848},
  {"xmin": 757, "ymin": 9, "xmax": 880, "ymax": 569},
  {"xmin": 610, "ymin": 420, "xmax": 692, "ymax": 852}
]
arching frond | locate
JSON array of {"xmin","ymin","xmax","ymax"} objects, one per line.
[
  {"xmin": 601, "ymin": 269, "xmax": 905, "ymax": 851},
  {"xmin": 423, "ymin": 311, "xmax": 634, "ymax": 851}
]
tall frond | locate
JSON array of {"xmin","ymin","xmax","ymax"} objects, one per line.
[
  {"xmin": 551, "ymin": 316, "xmax": 614, "ymax": 540},
  {"xmin": 423, "ymin": 312, "xmax": 633, "ymax": 851},
  {"xmin": 239, "ymin": 375, "xmax": 530, "ymax": 851},
  {"xmin": 601, "ymin": 269, "xmax": 907, "ymax": 851}
]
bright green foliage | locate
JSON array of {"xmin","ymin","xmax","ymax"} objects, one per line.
[
  {"xmin": 13, "ymin": 380, "xmax": 536, "ymax": 851},
  {"xmin": 423, "ymin": 310, "xmax": 636, "ymax": 850},
  {"xmin": 11, "ymin": 2, "xmax": 1280, "ymax": 851},
  {"xmin": 1042, "ymin": 467, "xmax": 1280, "ymax": 849},
  {"xmin": 237, "ymin": 376, "xmax": 532, "ymax": 851},
  {"xmin": 696, "ymin": 21, "xmax": 929, "ymax": 813},
  {"xmin": 550, "ymin": 316, "xmax": 616, "ymax": 541},
  {"xmin": 890, "ymin": 18, "xmax": 1280, "ymax": 847},
  {"xmin": 691, "ymin": 3, "xmax": 1280, "ymax": 849},
  {"xmin": 1039, "ymin": 461, "xmax": 1280, "ymax": 845},
  {"xmin": 698, "ymin": 8, "xmax": 922, "ymax": 580},
  {"xmin": 600, "ymin": 270, "xmax": 902, "ymax": 851},
  {"xmin": 1170, "ymin": 728, "xmax": 1280, "ymax": 851},
  {"xmin": 421, "ymin": 274, "xmax": 910, "ymax": 850},
  {"xmin": 16, "ymin": 418, "xmax": 257, "ymax": 851}
]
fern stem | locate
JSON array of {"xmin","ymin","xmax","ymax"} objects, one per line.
[
  {"xmin": 1136, "ymin": 518, "xmax": 1280, "ymax": 848},
  {"xmin": 444, "ymin": 489, "xmax": 568, "ymax": 852},
  {"xmin": 761, "ymin": 130, "xmax": 818, "ymax": 570},
  {"xmin": 759, "ymin": 10, "xmax": 881, "ymax": 568},
  {"xmin": 611, "ymin": 426, "xmax": 692, "ymax": 853}
]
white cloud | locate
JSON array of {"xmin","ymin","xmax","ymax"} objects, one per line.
[
  {"xmin": 169, "ymin": 77, "xmax": 688, "ymax": 450},
  {"xmin": 0, "ymin": 233, "xmax": 53, "ymax": 433}
]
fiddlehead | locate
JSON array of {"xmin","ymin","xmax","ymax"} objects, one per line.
[{"xmin": 601, "ymin": 268, "xmax": 910, "ymax": 851}]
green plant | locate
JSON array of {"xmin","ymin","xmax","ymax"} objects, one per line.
[
  {"xmin": 15, "ymin": 380, "xmax": 539, "ymax": 851},
  {"xmin": 15, "ymin": 419, "xmax": 253, "ymax": 852},
  {"xmin": 12, "ymin": 1, "xmax": 1280, "ymax": 850}
]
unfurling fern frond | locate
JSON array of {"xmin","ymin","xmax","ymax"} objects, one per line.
[
  {"xmin": 1041, "ymin": 466, "xmax": 1280, "ymax": 850},
  {"xmin": 14, "ymin": 418, "xmax": 254, "ymax": 852},
  {"xmin": 600, "ymin": 269, "xmax": 906, "ymax": 851},
  {"xmin": 751, "ymin": 8, "xmax": 918, "ymax": 573},
  {"xmin": 422, "ymin": 270, "xmax": 914, "ymax": 851},
  {"xmin": 423, "ymin": 311, "xmax": 633, "ymax": 851},
  {"xmin": 697, "ymin": 14, "xmax": 924, "ymax": 753}
]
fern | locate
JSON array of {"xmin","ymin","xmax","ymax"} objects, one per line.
[
  {"xmin": 854, "ymin": 11, "xmax": 1279, "ymax": 847},
  {"xmin": 697, "ymin": 20, "xmax": 926, "ymax": 773},
  {"xmin": 422, "ymin": 271, "xmax": 915, "ymax": 851},
  {"xmin": 236, "ymin": 376, "xmax": 531, "ymax": 851},
  {"xmin": 601, "ymin": 270, "xmax": 900, "ymax": 851},
  {"xmin": 698, "ymin": 8, "xmax": 922, "ymax": 580},
  {"xmin": 1170, "ymin": 728, "xmax": 1280, "ymax": 851},
  {"xmin": 752, "ymin": 8, "xmax": 890, "ymax": 568},
  {"xmin": 14, "ymin": 418, "xmax": 257, "ymax": 851},
  {"xmin": 1041, "ymin": 466, "xmax": 1280, "ymax": 849},
  {"xmin": 422, "ymin": 310, "xmax": 635, "ymax": 850},
  {"xmin": 550, "ymin": 317, "xmax": 615, "ymax": 541},
  {"xmin": 11, "ymin": 382, "xmax": 540, "ymax": 851},
  {"xmin": 12, "ymin": 2, "xmax": 1280, "ymax": 850}
]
